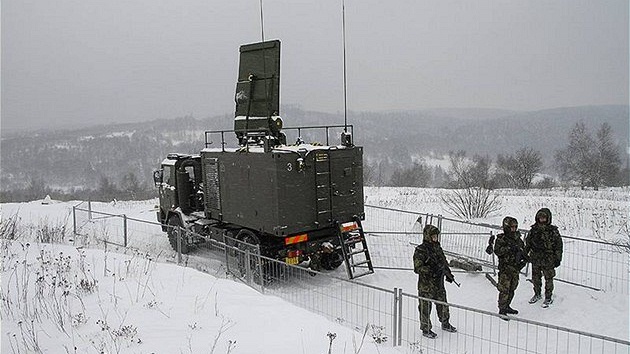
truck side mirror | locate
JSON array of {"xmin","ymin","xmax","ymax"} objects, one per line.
[{"xmin": 153, "ymin": 170, "xmax": 163, "ymax": 187}]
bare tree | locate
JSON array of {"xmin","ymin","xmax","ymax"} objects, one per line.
[
  {"xmin": 591, "ymin": 122, "xmax": 621, "ymax": 189},
  {"xmin": 362, "ymin": 161, "xmax": 377, "ymax": 187},
  {"xmin": 496, "ymin": 147, "xmax": 543, "ymax": 189},
  {"xmin": 120, "ymin": 172, "xmax": 143, "ymax": 199},
  {"xmin": 555, "ymin": 121, "xmax": 594, "ymax": 188},
  {"xmin": 441, "ymin": 151, "xmax": 501, "ymax": 219},
  {"xmin": 97, "ymin": 175, "xmax": 118, "ymax": 201},
  {"xmin": 389, "ymin": 162, "xmax": 431, "ymax": 187},
  {"xmin": 441, "ymin": 187, "xmax": 502, "ymax": 219},
  {"xmin": 555, "ymin": 122, "xmax": 622, "ymax": 189},
  {"xmin": 446, "ymin": 151, "xmax": 492, "ymax": 188}
]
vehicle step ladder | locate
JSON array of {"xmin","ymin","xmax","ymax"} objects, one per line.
[{"xmin": 337, "ymin": 217, "xmax": 374, "ymax": 279}]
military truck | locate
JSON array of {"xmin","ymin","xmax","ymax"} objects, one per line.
[{"xmin": 153, "ymin": 40, "xmax": 373, "ymax": 278}]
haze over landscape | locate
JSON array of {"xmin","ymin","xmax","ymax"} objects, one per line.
[
  {"xmin": 1, "ymin": 2, "xmax": 629, "ymax": 352},
  {"xmin": 2, "ymin": 0, "xmax": 628, "ymax": 133}
]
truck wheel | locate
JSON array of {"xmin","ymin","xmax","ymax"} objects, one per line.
[
  {"xmin": 320, "ymin": 250, "xmax": 344, "ymax": 270},
  {"xmin": 236, "ymin": 229, "xmax": 269, "ymax": 284},
  {"xmin": 236, "ymin": 229, "xmax": 260, "ymax": 273},
  {"xmin": 236, "ymin": 229, "xmax": 260, "ymax": 247},
  {"xmin": 167, "ymin": 217, "xmax": 190, "ymax": 254}
]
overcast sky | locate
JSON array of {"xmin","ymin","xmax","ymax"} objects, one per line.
[{"xmin": 2, "ymin": 0, "xmax": 628, "ymax": 132}]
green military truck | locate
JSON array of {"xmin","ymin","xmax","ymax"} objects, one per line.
[{"xmin": 153, "ymin": 40, "xmax": 373, "ymax": 279}]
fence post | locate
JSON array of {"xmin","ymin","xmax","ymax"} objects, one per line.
[
  {"xmin": 88, "ymin": 200, "xmax": 92, "ymax": 220},
  {"xmin": 392, "ymin": 287, "xmax": 399, "ymax": 346},
  {"xmin": 257, "ymin": 248, "xmax": 264, "ymax": 294},
  {"xmin": 397, "ymin": 288, "xmax": 403, "ymax": 346},
  {"xmin": 491, "ymin": 231, "xmax": 496, "ymax": 276},
  {"xmin": 392, "ymin": 287, "xmax": 403, "ymax": 347},
  {"xmin": 72, "ymin": 206, "xmax": 77, "ymax": 235},
  {"xmin": 245, "ymin": 249, "xmax": 252, "ymax": 285},
  {"xmin": 123, "ymin": 215, "xmax": 128, "ymax": 247},
  {"xmin": 177, "ymin": 227, "xmax": 182, "ymax": 265},
  {"xmin": 223, "ymin": 234, "xmax": 230, "ymax": 275}
]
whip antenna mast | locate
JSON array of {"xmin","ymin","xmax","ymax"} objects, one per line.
[
  {"xmin": 342, "ymin": 0, "xmax": 348, "ymax": 133},
  {"xmin": 259, "ymin": 0, "xmax": 265, "ymax": 41}
]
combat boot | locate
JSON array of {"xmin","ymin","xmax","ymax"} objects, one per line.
[
  {"xmin": 505, "ymin": 306, "xmax": 519, "ymax": 314},
  {"xmin": 422, "ymin": 329, "xmax": 437, "ymax": 339},
  {"xmin": 528, "ymin": 294, "xmax": 542, "ymax": 304},
  {"xmin": 441, "ymin": 322, "xmax": 457, "ymax": 333}
]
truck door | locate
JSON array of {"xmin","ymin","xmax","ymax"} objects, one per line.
[
  {"xmin": 329, "ymin": 150, "xmax": 362, "ymax": 220},
  {"xmin": 159, "ymin": 164, "xmax": 177, "ymax": 213}
]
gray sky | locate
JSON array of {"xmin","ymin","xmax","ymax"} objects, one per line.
[{"xmin": 2, "ymin": 0, "xmax": 628, "ymax": 132}]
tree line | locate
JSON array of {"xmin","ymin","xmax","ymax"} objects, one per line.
[
  {"xmin": 366, "ymin": 122, "xmax": 627, "ymax": 191},
  {"xmin": 0, "ymin": 172, "xmax": 156, "ymax": 203},
  {"xmin": 1, "ymin": 121, "xmax": 626, "ymax": 204}
]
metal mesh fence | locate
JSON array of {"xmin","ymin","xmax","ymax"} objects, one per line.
[
  {"xmin": 259, "ymin": 257, "xmax": 396, "ymax": 339},
  {"xmin": 364, "ymin": 204, "xmax": 629, "ymax": 294},
  {"xmin": 361, "ymin": 204, "xmax": 436, "ymax": 269},
  {"xmin": 71, "ymin": 202, "xmax": 630, "ymax": 352},
  {"xmin": 73, "ymin": 209, "xmax": 127, "ymax": 247},
  {"xmin": 398, "ymin": 291, "xmax": 629, "ymax": 354}
]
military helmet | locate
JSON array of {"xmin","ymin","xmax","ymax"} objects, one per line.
[
  {"xmin": 502, "ymin": 216, "xmax": 518, "ymax": 233},
  {"xmin": 535, "ymin": 208, "xmax": 552, "ymax": 225},
  {"xmin": 422, "ymin": 224, "xmax": 440, "ymax": 242}
]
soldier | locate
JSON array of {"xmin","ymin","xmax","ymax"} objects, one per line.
[
  {"xmin": 493, "ymin": 216, "xmax": 528, "ymax": 315},
  {"xmin": 525, "ymin": 208, "xmax": 563, "ymax": 307},
  {"xmin": 413, "ymin": 224, "xmax": 457, "ymax": 339}
]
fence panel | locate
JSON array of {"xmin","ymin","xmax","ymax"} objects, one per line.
[
  {"xmin": 123, "ymin": 217, "xmax": 170, "ymax": 253},
  {"xmin": 223, "ymin": 235, "xmax": 263, "ymax": 293},
  {"xmin": 73, "ymin": 208, "xmax": 127, "ymax": 247},
  {"xmin": 399, "ymin": 291, "xmax": 629, "ymax": 354},
  {"xmin": 365, "ymin": 205, "xmax": 629, "ymax": 294},
  {"xmin": 362, "ymin": 205, "xmax": 430, "ymax": 268},
  {"xmin": 258, "ymin": 256, "xmax": 397, "ymax": 343}
]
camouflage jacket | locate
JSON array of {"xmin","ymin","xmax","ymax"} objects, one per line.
[
  {"xmin": 493, "ymin": 231, "xmax": 527, "ymax": 273},
  {"xmin": 525, "ymin": 224, "xmax": 563, "ymax": 268},
  {"xmin": 413, "ymin": 242, "xmax": 452, "ymax": 292}
]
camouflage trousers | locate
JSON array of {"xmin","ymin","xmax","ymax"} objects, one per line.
[
  {"xmin": 418, "ymin": 287, "xmax": 449, "ymax": 331},
  {"xmin": 531, "ymin": 265, "xmax": 555, "ymax": 299},
  {"xmin": 497, "ymin": 270, "xmax": 519, "ymax": 310}
]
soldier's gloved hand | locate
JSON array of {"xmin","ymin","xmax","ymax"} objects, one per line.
[
  {"xmin": 445, "ymin": 272, "xmax": 455, "ymax": 283},
  {"xmin": 554, "ymin": 260, "xmax": 561, "ymax": 268}
]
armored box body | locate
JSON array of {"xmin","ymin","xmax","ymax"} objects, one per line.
[{"xmin": 201, "ymin": 144, "xmax": 364, "ymax": 237}]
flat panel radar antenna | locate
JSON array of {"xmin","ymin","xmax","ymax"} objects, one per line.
[{"xmin": 233, "ymin": 40, "xmax": 285, "ymax": 150}]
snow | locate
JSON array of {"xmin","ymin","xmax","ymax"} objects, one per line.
[
  {"xmin": 104, "ymin": 131, "xmax": 136, "ymax": 139},
  {"xmin": 365, "ymin": 187, "xmax": 629, "ymax": 240},
  {"xmin": 1, "ymin": 187, "xmax": 628, "ymax": 353},
  {"xmin": 1, "ymin": 242, "xmax": 379, "ymax": 353}
]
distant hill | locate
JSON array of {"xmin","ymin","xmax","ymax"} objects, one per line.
[
  {"xmin": 1, "ymin": 105, "xmax": 627, "ymax": 192},
  {"xmin": 350, "ymin": 105, "xmax": 628, "ymax": 167}
]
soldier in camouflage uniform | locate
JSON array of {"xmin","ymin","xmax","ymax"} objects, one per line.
[
  {"xmin": 525, "ymin": 208, "xmax": 563, "ymax": 306},
  {"xmin": 493, "ymin": 216, "xmax": 528, "ymax": 315},
  {"xmin": 413, "ymin": 224, "xmax": 457, "ymax": 339}
]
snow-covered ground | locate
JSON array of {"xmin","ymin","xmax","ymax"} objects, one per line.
[
  {"xmin": 365, "ymin": 187, "xmax": 629, "ymax": 241},
  {"xmin": 1, "ymin": 187, "xmax": 628, "ymax": 353}
]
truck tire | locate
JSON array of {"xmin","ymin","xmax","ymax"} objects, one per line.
[
  {"xmin": 236, "ymin": 229, "xmax": 260, "ymax": 247},
  {"xmin": 236, "ymin": 229, "xmax": 259, "ymax": 274},
  {"xmin": 236, "ymin": 229, "xmax": 270, "ymax": 284},
  {"xmin": 320, "ymin": 250, "xmax": 344, "ymax": 270},
  {"xmin": 167, "ymin": 216, "xmax": 190, "ymax": 254}
]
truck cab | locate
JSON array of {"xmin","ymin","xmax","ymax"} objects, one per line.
[{"xmin": 153, "ymin": 153, "xmax": 203, "ymax": 227}]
